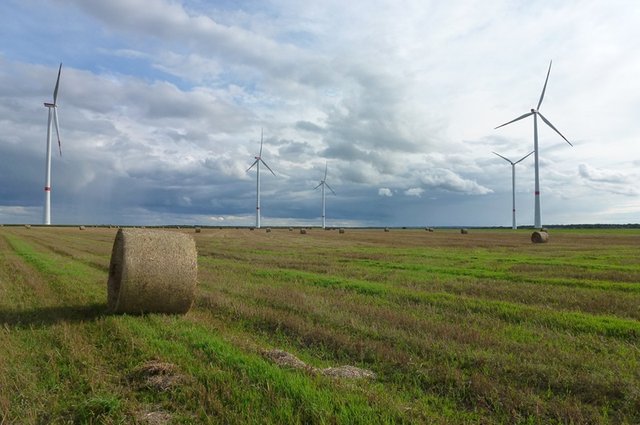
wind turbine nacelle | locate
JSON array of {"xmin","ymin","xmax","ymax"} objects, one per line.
[
  {"xmin": 531, "ymin": 108, "xmax": 536, "ymax": 113},
  {"xmin": 44, "ymin": 102, "xmax": 56, "ymax": 107}
]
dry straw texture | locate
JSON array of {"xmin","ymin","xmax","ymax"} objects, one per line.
[
  {"xmin": 531, "ymin": 230, "xmax": 549, "ymax": 243},
  {"xmin": 107, "ymin": 228, "xmax": 198, "ymax": 314}
]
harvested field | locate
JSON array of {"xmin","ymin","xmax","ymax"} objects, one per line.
[{"xmin": 1, "ymin": 226, "xmax": 639, "ymax": 423}]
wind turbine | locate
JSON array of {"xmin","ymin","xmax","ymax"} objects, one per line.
[
  {"xmin": 43, "ymin": 63, "xmax": 63, "ymax": 225},
  {"xmin": 492, "ymin": 150, "xmax": 534, "ymax": 230},
  {"xmin": 246, "ymin": 129, "xmax": 275, "ymax": 228},
  {"xmin": 495, "ymin": 60, "xmax": 572, "ymax": 230},
  {"xmin": 314, "ymin": 162, "xmax": 336, "ymax": 229}
]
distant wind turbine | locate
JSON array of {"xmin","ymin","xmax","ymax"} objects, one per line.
[
  {"xmin": 43, "ymin": 63, "xmax": 63, "ymax": 225},
  {"xmin": 314, "ymin": 162, "xmax": 336, "ymax": 229},
  {"xmin": 246, "ymin": 129, "xmax": 275, "ymax": 228},
  {"xmin": 492, "ymin": 151, "xmax": 534, "ymax": 230},
  {"xmin": 495, "ymin": 60, "xmax": 572, "ymax": 230}
]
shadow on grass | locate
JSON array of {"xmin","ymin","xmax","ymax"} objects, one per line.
[{"xmin": 0, "ymin": 302, "xmax": 109, "ymax": 328}]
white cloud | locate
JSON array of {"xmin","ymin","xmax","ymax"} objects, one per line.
[
  {"xmin": 378, "ymin": 188, "xmax": 393, "ymax": 197},
  {"xmin": 404, "ymin": 188, "xmax": 424, "ymax": 197}
]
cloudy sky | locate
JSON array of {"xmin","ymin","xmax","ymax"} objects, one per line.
[{"xmin": 0, "ymin": 0, "xmax": 638, "ymax": 227}]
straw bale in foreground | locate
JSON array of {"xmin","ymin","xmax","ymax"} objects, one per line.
[{"xmin": 107, "ymin": 229, "xmax": 198, "ymax": 314}]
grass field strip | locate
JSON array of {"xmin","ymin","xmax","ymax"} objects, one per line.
[{"xmin": 1, "ymin": 228, "xmax": 639, "ymax": 423}]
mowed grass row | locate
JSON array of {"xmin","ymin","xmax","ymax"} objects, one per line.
[{"xmin": 1, "ymin": 226, "xmax": 639, "ymax": 424}]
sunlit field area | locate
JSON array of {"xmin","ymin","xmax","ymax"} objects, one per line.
[{"xmin": 1, "ymin": 226, "xmax": 639, "ymax": 424}]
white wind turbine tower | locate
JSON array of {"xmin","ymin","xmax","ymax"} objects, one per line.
[
  {"xmin": 314, "ymin": 162, "xmax": 336, "ymax": 229},
  {"xmin": 495, "ymin": 60, "xmax": 572, "ymax": 230},
  {"xmin": 492, "ymin": 151, "xmax": 534, "ymax": 230},
  {"xmin": 43, "ymin": 63, "xmax": 63, "ymax": 225},
  {"xmin": 246, "ymin": 129, "xmax": 275, "ymax": 228}
]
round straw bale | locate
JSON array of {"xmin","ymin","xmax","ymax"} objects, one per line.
[
  {"xmin": 531, "ymin": 231, "xmax": 549, "ymax": 244},
  {"xmin": 460, "ymin": 228, "xmax": 468, "ymax": 234},
  {"xmin": 79, "ymin": 225, "xmax": 86, "ymax": 230},
  {"xmin": 540, "ymin": 227, "xmax": 548, "ymax": 233},
  {"xmin": 428, "ymin": 227, "xmax": 434, "ymax": 232},
  {"xmin": 384, "ymin": 227, "xmax": 390, "ymax": 232},
  {"xmin": 25, "ymin": 224, "xmax": 31, "ymax": 229},
  {"xmin": 250, "ymin": 227, "xmax": 255, "ymax": 231},
  {"xmin": 266, "ymin": 228, "xmax": 271, "ymax": 233},
  {"xmin": 339, "ymin": 228, "xmax": 345, "ymax": 234},
  {"xmin": 288, "ymin": 227, "xmax": 293, "ymax": 231},
  {"xmin": 300, "ymin": 229, "xmax": 307, "ymax": 234},
  {"xmin": 195, "ymin": 227, "xmax": 201, "ymax": 233},
  {"xmin": 107, "ymin": 228, "xmax": 198, "ymax": 314}
]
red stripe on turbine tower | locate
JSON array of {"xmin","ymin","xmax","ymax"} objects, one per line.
[
  {"xmin": 535, "ymin": 191, "xmax": 540, "ymax": 195},
  {"xmin": 44, "ymin": 187, "xmax": 51, "ymax": 191}
]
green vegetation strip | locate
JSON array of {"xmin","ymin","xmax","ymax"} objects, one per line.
[{"xmin": 246, "ymin": 266, "xmax": 640, "ymax": 340}]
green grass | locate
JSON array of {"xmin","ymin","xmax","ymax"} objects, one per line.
[{"xmin": 1, "ymin": 227, "xmax": 639, "ymax": 424}]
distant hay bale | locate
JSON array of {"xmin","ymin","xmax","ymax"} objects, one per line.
[
  {"xmin": 540, "ymin": 227, "xmax": 548, "ymax": 233},
  {"xmin": 339, "ymin": 228, "xmax": 345, "ymax": 234},
  {"xmin": 250, "ymin": 227, "xmax": 255, "ymax": 231},
  {"xmin": 195, "ymin": 227, "xmax": 201, "ymax": 233},
  {"xmin": 107, "ymin": 229, "xmax": 198, "ymax": 314},
  {"xmin": 384, "ymin": 227, "xmax": 390, "ymax": 232},
  {"xmin": 460, "ymin": 228, "xmax": 468, "ymax": 234},
  {"xmin": 266, "ymin": 228, "xmax": 271, "ymax": 233},
  {"xmin": 300, "ymin": 229, "xmax": 307, "ymax": 234},
  {"xmin": 25, "ymin": 224, "xmax": 31, "ymax": 229},
  {"xmin": 288, "ymin": 227, "xmax": 293, "ymax": 231},
  {"xmin": 531, "ymin": 231, "xmax": 549, "ymax": 244},
  {"xmin": 428, "ymin": 227, "xmax": 434, "ymax": 232},
  {"xmin": 79, "ymin": 225, "xmax": 86, "ymax": 230}
]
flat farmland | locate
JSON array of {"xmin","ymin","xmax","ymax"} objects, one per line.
[{"xmin": 1, "ymin": 226, "xmax": 639, "ymax": 424}]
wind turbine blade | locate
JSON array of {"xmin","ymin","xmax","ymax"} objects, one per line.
[
  {"xmin": 246, "ymin": 159, "xmax": 258, "ymax": 172},
  {"xmin": 314, "ymin": 182, "xmax": 322, "ymax": 190},
  {"xmin": 492, "ymin": 151, "xmax": 513, "ymax": 164},
  {"xmin": 53, "ymin": 109, "xmax": 62, "ymax": 156},
  {"xmin": 537, "ymin": 60, "xmax": 552, "ymax": 110},
  {"xmin": 325, "ymin": 182, "xmax": 336, "ymax": 195},
  {"xmin": 259, "ymin": 128, "xmax": 264, "ymax": 157},
  {"xmin": 514, "ymin": 150, "xmax": 535, "ymax": 164},
  {"xmin": 324, "ymin": 162, "xmax": 328, "ymax": 181},
  {"xmin": 537, "ymin": 112, "xmax": 573, "ymax": 146},
  {"xmin": 53, "ymin": 63, "xmax": 62, "ymax": 105},
  {"xmin": 260, "ymin": 159, "xmax": 276, "ymax": 176},
  {"xmin": 495, "ymin": 111, "xmax": 534, "ymax": 129}
]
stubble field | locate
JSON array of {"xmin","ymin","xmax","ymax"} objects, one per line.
[{"xmin": 0, "ymin": 226, "xmax": 639, "ymax": 424}]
